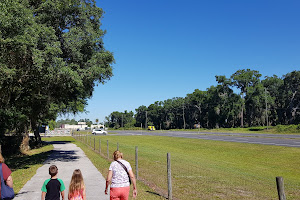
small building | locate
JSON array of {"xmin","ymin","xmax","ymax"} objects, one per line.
[{"xmin": 60, "ymin": 123, "xmax": 88, "ymax": 130}]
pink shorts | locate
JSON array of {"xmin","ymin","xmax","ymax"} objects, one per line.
[{"xmin": 110, "ymin": 186, "xmax": 130, "ymax": 200}]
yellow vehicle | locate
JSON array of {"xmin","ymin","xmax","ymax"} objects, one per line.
[{"xmin": 147, "ymin": 126, "xmax": 156, "ymax": 131}]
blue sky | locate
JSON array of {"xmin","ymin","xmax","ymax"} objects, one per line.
[{"xmin": 59, "ymin": 0, "xmax": 300, "ymax": 123}]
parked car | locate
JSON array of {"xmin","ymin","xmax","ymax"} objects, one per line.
[{"xmin": 92, "ymin": 129, "xmax": 107, "ymax": 135}]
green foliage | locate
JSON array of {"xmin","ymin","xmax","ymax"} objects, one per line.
[
  {"xmin": 276, "ymin": 124, "xmax": 300, "ymax": 133},
  {"xmin": 106, "ymin": 69, "xmax": 299, "ymax": 130},
  {"xmin": 48, "ymin": 120, "xmax": 56, "ymax": 130},
  {"xmin": 55, "ymin": 118, "xmax": 78, "ymax": 128},
  {"xmin": 0, "ymin": 0, "xmax": 114, "ymax": 140},
  {"xmin": 106, "ymin": 110, "xmax": 135, "ymax": 129}
]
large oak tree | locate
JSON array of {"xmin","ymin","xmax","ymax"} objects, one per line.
[{"xmin": 0, "ymin": 0, "xmax": 114, "ymax": 143}]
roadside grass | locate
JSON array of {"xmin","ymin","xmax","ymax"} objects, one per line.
[
  {"xmin": 169, "ymin": 125, "xmax": 300, "ymax": 134},
  {"xmin": 42, "ymin": 136, "xmax": 165, "ymax": 200},
  {"xmin": 75, "ymin": 134, "xmax": 300, "ymax": 199},
  {"xmin": 110, "ymin": 124, "xmax": 300, "ymax": 135},
  {"xmin": 5, "ymin": 144, "xmax": 53, "ymax": 193}
]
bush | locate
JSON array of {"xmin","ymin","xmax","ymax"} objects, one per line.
[
  {"xmin": 275, "ymin": 124, "xmax": 300, "ymax": 133},
  {"xmin": 0, "ymin": 136, "xmax": 22, "ymax": 157}
]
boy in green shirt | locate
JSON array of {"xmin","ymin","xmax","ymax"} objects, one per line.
[{"xmin": 41, "ymin": 165, "xmax": 65, "ymax": 200}]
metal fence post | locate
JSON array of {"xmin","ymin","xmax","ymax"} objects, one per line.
[
  {"xmin": 94, "ymin": 138, "xmax": 95, "ymax": 150},
  {"xmin": 167, "ymin": 153, "xmax": 172, "ymax": 200},
  {"xmin": 135, "ymin": 146, "xmax": 138, "ymax": 179},
  {"xmin": 117, "ymin": 142, "xmax": 119, "ymax": 150},
  {"xmin": 276, "ymin": 177, "xmax": 286, "ymax": 200}
]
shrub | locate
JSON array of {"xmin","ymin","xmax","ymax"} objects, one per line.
[{"xmin": 275, "ymin": 124, "xmax": 300, "ymax": 133}]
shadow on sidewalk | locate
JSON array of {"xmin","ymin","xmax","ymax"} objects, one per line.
[
  {"xmin": 45, "ymin": 141, "xmax": 73, "ymax": 145},
  {"xmin": 45, "ymin": 149, "xmax": 80, "ymax": 163}
]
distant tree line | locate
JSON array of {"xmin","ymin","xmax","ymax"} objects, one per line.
[
  {"xmin": 105, "ymin": 69, "xmax": 300, "ymax": 129},
  {"xmin": 0, "ymin": 0, "xmax": 113, "ymax": 145}
]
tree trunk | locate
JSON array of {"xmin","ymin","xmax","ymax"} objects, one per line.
[
  {"xmin": 241, "ymin": 106, "xmax": 244, "ymax": 128},
  {"xmin": 20, "ymin": 133, "xmax": 30, "ymax": 152},
  {"xmin": 34, "ymin": 128, "xmax": 41, "ymax": 144},
  {"xmin": 241, "ymin": 94, "xmax": 244, "ymax": 128},
  {"xmin": 31, "ymin": 120, "xmax": 41, "ymax": 144}
]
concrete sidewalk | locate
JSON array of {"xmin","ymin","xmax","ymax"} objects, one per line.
[{"xmin": 15, "ymin": 142, "xmax": 109, "ymax": 200}]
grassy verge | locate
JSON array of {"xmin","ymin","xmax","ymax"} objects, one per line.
[
  {"xmin": 74, "ymin": 134, "xmax": 300, "ymax": 200},
  {"xmin": 109, "ymin": 124, "xmax": 300, "ymax": 134},
  {"xmin": 166, "ymin": 125, "xmax": 300, "ymax": 134},
  {"xmin": 5, "ymin": 144, "xmax": 53, "ymax": 193}
]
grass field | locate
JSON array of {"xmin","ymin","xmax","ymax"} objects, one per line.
[
  {"xmin": 7, "ymin": 134, "xmax": 300, "ymax": 199},
  {"xmin": 170, "ymin": 126, "xmax": 300, "ymax": 134},
  {"xmin": 73, "ymin": 133, "xmax": 300, "ymax": 199}
]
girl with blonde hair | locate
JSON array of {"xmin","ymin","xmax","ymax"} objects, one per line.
[{"xmin": 68, "ymin": 169, "xmax": 86, "ymax": 200}]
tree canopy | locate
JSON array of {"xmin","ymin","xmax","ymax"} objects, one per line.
[
  {"xmin": 106, "ymin": 69, "xmax": 300, "ymax": 129},
  {"xmin": 0, "ymin": 0, "xmax": 114, "ymax": 141}
]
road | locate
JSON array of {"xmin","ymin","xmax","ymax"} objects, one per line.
[{"xmin": 108, "ymin": 130, "xmax": 300, "ymax": 148}]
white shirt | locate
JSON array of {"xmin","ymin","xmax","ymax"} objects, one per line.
[{"xmin": 109, "ymin": 159, "xmax": 132, "ymax": 188}]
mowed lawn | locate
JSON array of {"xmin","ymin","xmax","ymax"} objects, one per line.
[{"xmin": 74, "ymin": 134, "xmax": 300, "ymax": 200}]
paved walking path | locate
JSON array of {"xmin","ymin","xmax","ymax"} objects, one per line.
[{"xmin": 15, "ymin": 141, "xmax": 109, "ymax": 200}]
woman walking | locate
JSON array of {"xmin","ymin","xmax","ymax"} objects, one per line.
[
  {"xmin": 0, "ymin": 152, "xmax": 14, "ymax": 200},
  {"xmin": 105, "ymin": 150, "xmax": 137, "ymax": 200}
]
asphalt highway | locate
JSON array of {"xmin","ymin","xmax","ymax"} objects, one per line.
[{"xmin": 108, "ymin": 130, "xmax": 300, "ymax": 148}]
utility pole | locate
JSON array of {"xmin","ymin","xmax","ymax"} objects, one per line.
[
  {"xmin": 182, "ymin": 103, "xmax": 186, "ymax": 129},
  {"xmin": 265, "ymin": 88, "xmax": 268, "ymax": 130},
  {"xmin": 241, "ymin": 93, "xmax": 244, "ymax": 128}
]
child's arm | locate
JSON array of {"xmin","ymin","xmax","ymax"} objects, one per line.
[
  {"xmin": 41, "ymin": 191, "xmax": 46, "ymax": 200},
  {"xmin": 83, "ymin": 187, "xmax": 86, "ymax": 200},
  {"xmin": 61, "ymin": 190, "xmax": 65, "ymax": 200},
  {"xmin": 6, "ymin": 175, "xmax": 13, "ymax": 188}
]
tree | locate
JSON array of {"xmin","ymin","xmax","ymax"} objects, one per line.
[
  {"xmin": 106, "ymin": 69, "xmax": 298, "ymax": 130},
  {"xmin": 281, "ymin": 71, "xmax": 300, "ymax": 124},
  {"xmin": 231, "ymin": 69, "xmax": 262, "ymax": 127},
  {"xmin": 215, "ymin": 76, "xmax": 242, "ymax": 127},
  {"xmin": 0, "ymin": 0, "xmax": 114, "ymax": 143},
  {"xmin": 147, "ymin": 101, "xmax": 164, "ymax": 130},
  {"xmin": 106, "ymin": 111, "xmax": 134, "ymax": 129},
  {"xmin": 135, "ymin": 106, "xmax": 148, "ymax": 128},
  {"xmin": 262, "ymin": 75, "xmax": 283, "ymax": 125}
]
